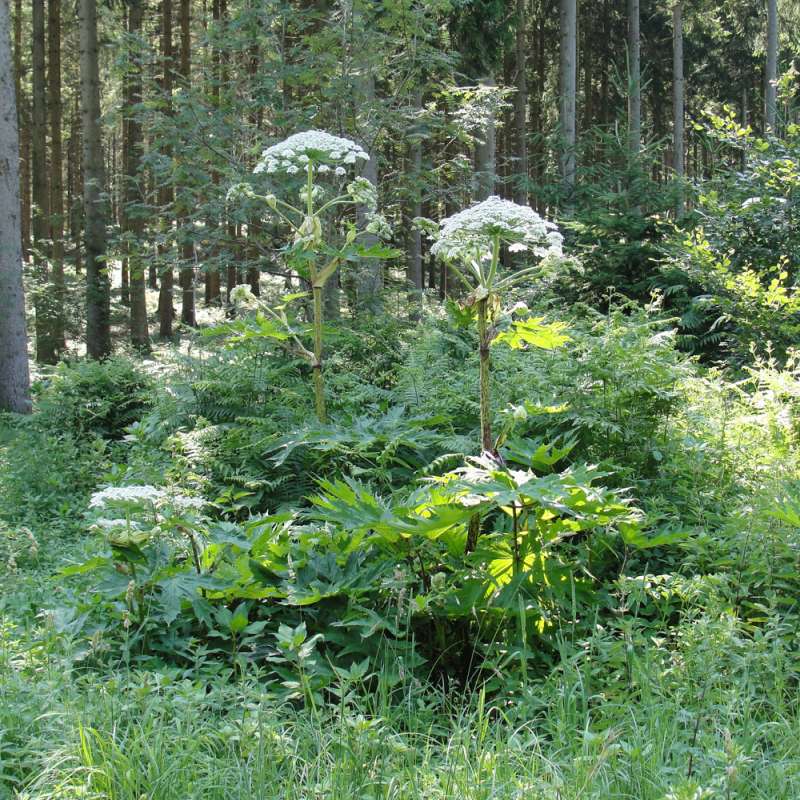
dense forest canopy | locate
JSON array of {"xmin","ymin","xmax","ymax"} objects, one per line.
[{"xmin": 2, "ymin": 1, "xmax": 800, "ymax": 798}]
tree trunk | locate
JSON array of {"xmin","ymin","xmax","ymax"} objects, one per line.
[
  {"xmin": 474, "ymin": 76, "xmax": 496, "ymax": 201},
  {"xmin": 79, "ymin": 0, "xmax": 111, "ymax": 359},
  {"xmin": 178, "ymin": 0, "xmax": 196, "ymax": 324},
  {"xmin": 513, "ymin": 0, "xmax": 528, "ymax": 206},
  {"xmin": 13, "ymin": 0, "xmax": 30, "ymax": 260},
  {"xmin": 70, "ymin": 92, "xmax": 82, "ymax": 272},
  {"xmin": 125, "ymin": 0, "xmax": 150, "ymax": 350},
  {"xmin": 0, "ymin": 0, "xmax": 32, "ymax": 412},
  {"xmin": 627, "ymin": 0, "xmax": 641, "ymax": 157},
  {"xmin": 673, "ymin": 1, "xmax": 684, "ymax": 217},
  {"xmin": 157, "ymin": 0, "xmax": 175, "ymax": 338},
  {"xmin": 354, "ymin": 69, "xmax": 382, "ymax": 315},
  {"xmin": 32, "ymin": 0, "xmax": 59, "ymax": 363},
  {"xmin": 406, "ymin": 89, "xmax": 423, "ymax": 308},
  {"xmin": 48, "ymin": 0, "xmax": 66, "ymax": 352},
  {"xmin": 559, "ymin": 0, "xmax": 576, "ymax": 199},
  {"xmin": 205, "ymin": 0, "xmax": 221, "ymax": 306},
  {"xmin": 765, "ymin": 0, "xmax": 777, "ymax": 132}
]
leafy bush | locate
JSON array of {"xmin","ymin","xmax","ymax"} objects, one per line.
[
  {"xmin": 34, "ymin": 357, "xmax": 153, "ymax": 440},
  {"xmin": 657, "ymin": 119, "xmax": 800, "ymax": 363},
  {"xmin": 0, "ymin": 416, "xmax": 109, "ymax": 525}
]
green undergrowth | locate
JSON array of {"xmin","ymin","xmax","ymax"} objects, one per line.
[{"xmin": 4, "ymin": 306, "xmax": 800, "ymax": 798}]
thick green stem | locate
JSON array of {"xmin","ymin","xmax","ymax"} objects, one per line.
[
  {"xmin": 312, "ymin": 284, "xmax": 327, "ymax": 422},
  {"xmin": 477, "ymin": 296, "xmax": 492, "ymax": 453}
]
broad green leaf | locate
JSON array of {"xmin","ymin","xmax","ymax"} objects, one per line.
[{"xmin": 493, "ymin": 317, "xmax": 570, "ymax": 350}]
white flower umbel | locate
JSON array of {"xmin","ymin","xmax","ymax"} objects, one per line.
[
  {"xmin": 89, "ymin": 485, "xmax": 166, "ymax": 508},
  {"xmin": 431, "ymin": 196, "xmax": 562, "ymax": 264},
  {"xmin": 255, "ymin": 130, "xmax": 369, "ymax": 176}
]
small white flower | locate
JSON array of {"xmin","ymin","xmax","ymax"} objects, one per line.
[
  {"xmin": 356, "ymin": 151, "xmax": 370, "ymax": 161},
  {"xmin": 511, "ymin": 301, "xmax": 529, "ymax": 315},
  {"xmin": 365, "ymin": 212, "xmax": 392, "ymax": 239},
  {"xmin": 317, "ymin": 164, "xmax": 331, "ymax": 173},
  {"xmin": 508, "ymin": 242, "xmax": 527, "ymax": 253},
  {"xmin": 230, "ymin": 284, "xmax": 257, "ymax": 307},
  {"xmin": 347, "ymin": 177, "xmax": 377, "ymax": 208},
  {"xmin": 344, "ymin": 151, "xmax": 357, "ymax": 164},
  {"xmin": 286, "ymin": 164, "xmax": 299, "ymax": 174},
  {"xmin": 170, "ymin": 495, "xmax": 207, "ymax": 512},
  {"xmin": 335, "ymin": 166, "xmax": 346, "ymax": 176},
  {"xmin": 226, "ymin": 183, "xmax": 255, "ymax": 202}
]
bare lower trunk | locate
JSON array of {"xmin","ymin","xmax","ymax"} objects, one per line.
[
  {"xmin": 80, "ymin": 0, "xmax": 111, "ymax": 358},
  {"xmin": 13, "ymin": 0, "xmax": 30, "ymax": 259},
  {"xmin": 0, "ymin": 0, "xmax": 32, "ymax": 412},
  {"xmin": 406, "ymin": 89, "xmax": 423, "ymax": 308},
  {"xmin": 48, "ymin": 0, "xmax": 66, "ymax": 352},
  {"xmin": 474, "ymin": 76, "xmax": 496, "ymax": 201},
  {"xmin": 765, "ymin": 0, "xmax": 777, "ymax": 132},
  {"xmin": 673, "ymin": 2, "xmax": 684, "ymax": 217},
  {"xmin": 126, "ymin": 0, "xmax": 150, "ymax": 350},
  {"xmin": 627, "ymin": 0, "xmax": 641, "ymax": 156},
  {"xmin": 158, "ymin": 0, "xmax": 175, "ymax": 338},
  {"xmin": 513, "ymin": 0, "xmax": 528, "ymax": 205},
  {"xmin": 32, "ymin": 0, "xmax": 59, "ymax": 363},
  {"xmin": 354, "ymin": 72, "xmax": 382, "ymax": 315},
  {"xmin": 559, "ymin": 0, "xmax": 576, "ymax": 199},
  {"xmin": 178, "ymin": 0, "xmax": 196, "ymax": 325}
]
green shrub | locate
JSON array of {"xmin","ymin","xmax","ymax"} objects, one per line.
[{"xmin": 34, "ymin": 357, "xmax": 153, "ymax": 440}]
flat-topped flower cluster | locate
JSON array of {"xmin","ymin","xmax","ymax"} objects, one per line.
[
  {"xmin": 89, "ymin": 485, "xmax": 206, "ymax": 512},
  {"xmin": 254, "ymin": 130, "xmax": 369, "ymax": 177},
  {"xmin": 431, "ymin": 196, "xmax": 563, "ymax": 262},
  {"xmin": 90, "ymin": 485, "xmax": 166, "ymax": 507}
]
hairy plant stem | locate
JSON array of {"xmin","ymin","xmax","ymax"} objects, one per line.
[
  {"xmin": 476, "ymin": 235, "xmax": 500, "ymax": 454},
  {"xmin": 477, "ymin": 296, "xmax": 492, "ymax": 453},
  {"xmin": 312, "ymin": 284, "xmax": 326, "ymax": 422},
  {"xmin": 306, "ymin": 162, "xmax": 327, "ymax": 423}
]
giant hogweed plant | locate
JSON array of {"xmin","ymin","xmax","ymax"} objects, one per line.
[
  {"xmin": 227, "ymin": 130, "xmax": 393, "ymax": 421},
  {"xmin": 428, "ymin": 197, "xmax": 568, "ymax": 454}
]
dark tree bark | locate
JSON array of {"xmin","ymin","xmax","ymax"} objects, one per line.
[
  {"xmin": 406, "ymin": 89, "xmax": 423, "ymax": 307},
  {"xmin": 178, "ymin": 0, "xmax": 196, "ymax": 324},
  {"xmin": 205, "ymin": 0, "xmax": 221, "ymax": 305},
  {"xmin": 513, "ymin": 0, "xmax": 528, "ymax": 205},
  {"xmin": 765, "ymin": 0, "xmax": 777, "ymax": 132},
  {"xmin": 673, "ymin": 1, "xmax": 684, "ymax": 216},
  {"xmin": 13, "ymin": 0, "xmax": 30, "ymax": 259},
  {"xmin": 125, "ymin": 0, "xmax": 150, "ymax": 349},
  {"xmin": 627, "ymin": 0, "xmax": 641, "ymax": 156},
  {"xmin": 79, "ymin": 0, "xmax": 111, "ymax": 358},
  {"xmin": 32, "ymin": 0, "xmax": 60, "ymax": 363},
  {"xmin": 0, "ymin": 0, "xmax": 32, "ymax": 412},
  {"xmin": 69, "ymin": 92, "xmax": 82, "ymax": 272},
  {"xmin": 48, "ymin": 0, "xmax": 66, "ymax": 352},
  {"xmin": 559, "ymin": 0, "xmax": 576, "ymax": 199},
  {"xmin": 157, "ymin": 0, "xmax": 175, "ymax": 337}
]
